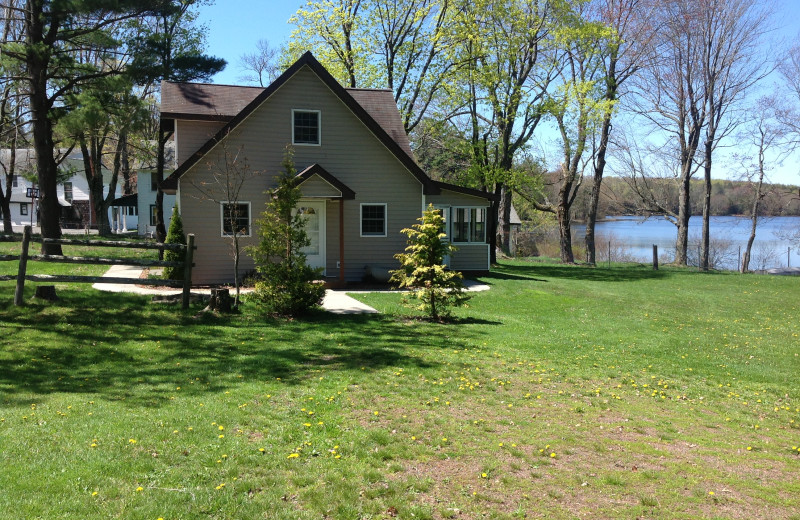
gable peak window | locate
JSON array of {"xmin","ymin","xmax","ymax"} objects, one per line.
[
  {"xmin": 292, "ymin": 109, "xmax": 321, "ymax": 145},
  {"xmin": 63, "ymin": 181, "xmax": 73, "ymax": 202}
]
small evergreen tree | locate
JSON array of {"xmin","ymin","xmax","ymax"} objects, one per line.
[
  {"xmin": 390, "ymin": 204, "xmax": 471, "ymax": 321},
  {"xmin": 162, "ymin": 204, "xmax": 186, "ymax": 280},
  {"xmin": 247, "ymin": 149, "xmax": 325, "ymax": 317}
]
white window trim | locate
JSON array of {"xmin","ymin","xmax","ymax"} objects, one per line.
[
  {"xmin": 20, "ymin": 202, "xmax": 28, "ymax": 215},
  {"xmin": 360, "ymin": 203, "xmax": 387, "ymax": 237},
  {"xmin": 451, "ymin": 206, "xmax": 487, "ymax": 243},
  {"xmin": 291, "ymin": 109, "xmax": 322, "ymax": 146},
  {"xmin": 220, "ymin": 201, "xmax": 252, "ymax": 238}
]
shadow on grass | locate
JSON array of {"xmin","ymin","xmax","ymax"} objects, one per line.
[
  {"xmin": 485, "ymin": 261, "xmax": 673, "ymax": 283},
  {"xmin": 0, "ymin": 286, "xmax": 488, "ymax": 407}
]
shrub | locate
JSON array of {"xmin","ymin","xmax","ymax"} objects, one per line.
[
  {"xmin": 162, "ymin": 204, "xmax": 186, "ymax": 280},
  {"xmin": 246, "ymin": 149, "xmax": 325, "ymax": 317},
  {"xmin": 390, "ymin": 204, "xmax": 470, "ymax": 321}
]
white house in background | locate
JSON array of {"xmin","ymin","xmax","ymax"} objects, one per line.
[
  {"xmin": 122, "ymin": 170, "xmax": 175, "ymax": 236},
  {"xmin": 1, "ymin": 149, "xmax": 125, "ymax": 230}
]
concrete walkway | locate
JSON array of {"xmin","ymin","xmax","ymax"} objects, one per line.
[
  {"xmin": 91, "ymin": 266, "xmax": 490, "ymax": 314},
  {"xmin": 92, "ymin": 265, "xmax": 378, "ymax": 314}
]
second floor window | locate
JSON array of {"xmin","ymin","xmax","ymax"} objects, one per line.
[
  {"xmin": 151, "ymin": 174, "xmax": 159, "ymax": 192},
  {"xmin": 292, "ymin": 110, "xmax": 320, "ymax": 145}
]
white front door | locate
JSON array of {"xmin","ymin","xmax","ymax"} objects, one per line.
[{"xmin": 297, "ymin": 201, "xmax": 326, "ymax": 274}]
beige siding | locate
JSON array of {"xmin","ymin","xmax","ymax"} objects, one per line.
[
  {"xmin": 428, "ymin": 189, "xmax": 490, "ymax": 272},
  {"xmin": 178, "ymin": 66, "xmax": 424, "ymax": 283},
  {"xmin": 449, "ymin": 243, "xmax": 489, "ymax": 271},
  {"xmin": 176, "ymin": 120, "xmax": 226, "ymax": 166},
  {"xmin": 299, "ymin": 176, "xmax": 342, "ymax": 198}
]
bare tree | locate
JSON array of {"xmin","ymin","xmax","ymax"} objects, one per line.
[
  {"xmin": 239, "ymin": 39, "xmax": 280, "ymax": 87},
  {"xmin": 584, "ymin": 0, "xmax": 653, "ymax": 265},
  {"xmin": 630, "ymin": 0, "xmax": 709, "ymax": 266},
  {"xmin": 189, "ymin": 135, "xmax": 262, "ymax": 307},
  {"xmin": 737, "ymin": 98, "xmax": 785, "ymax": 271},
  {"xmin": 536, "ymin": 3, "xmax": 610, "ymax": 263},
  {"xmin": 697, "ymin": 0, "xmax": 774, "ymax": 270}
]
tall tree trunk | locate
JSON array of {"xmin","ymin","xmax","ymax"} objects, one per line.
[
  {"xmin": 701, "ymin": 137, "xmax": 713, "ymax": 270},
  {"xmin": 154, "ymin": 127, "xmax": 168, "ymax": 248},
  {"xmin": 499, "ymin": 185, "xmax": 512, "ymax": 256},
  {"xmin": 585, "ymin": 116, "xmax": 612, "ymax": 266},
  {"xmin": 488, "ymin": 184, "xmax": 501, "ymax": 264},
  {"xmin": 557, "ymin": 178, "xmax": 574, "ymax": 264},
  {"xmin": 26, "ymin": 1, "xmax": 62, "ymax": 255},
  {"xmin": 1, "ymin": 146, "xmax": 16, "ymax": 233},
  {"xmin": 30, "ymin": 83, "xmax": 62, "ymax": 253},
  {"xmin": 741, "ymin": 135, "xmax": 766, "ymax": 272},
  {"xmin": 675, "ymin": 171, "xmax": 691, "ymax": 266}
]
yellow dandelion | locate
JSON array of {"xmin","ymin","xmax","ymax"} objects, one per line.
[
  {"xmin": 287, "ymin": 453, "xmax": 299, "ymax": 459},
  {"xmin": 135, "ymin": 486, "xmax": 144, "ymax": 492}
]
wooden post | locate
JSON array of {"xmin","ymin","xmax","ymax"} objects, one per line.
[
  {"xmin": 608, "ymin": 240, "xmax": 611, "ymax": 268},
  {"xmin": 652, "ymin": 244, "xmax": 658, "ymax": 270},
  {"xmin": 14, "ymin": 225, "xmax": 31, "ymax": 306},
  {"xmin": 182, "ymin": 234, "xmax": 195, "ymax": 310},
  {"xmin": 339, "ymin": 199, "xmax": 345, "ymax": 285}
]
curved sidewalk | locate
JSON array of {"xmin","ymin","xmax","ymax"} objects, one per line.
[{"xmin": 92, "ymin": 265, "xmax": 377, "ymax": 314}]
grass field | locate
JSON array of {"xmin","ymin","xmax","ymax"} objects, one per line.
[{"xmin": 1, "ymin": 247, "xmax": 799, "ymax": 519}]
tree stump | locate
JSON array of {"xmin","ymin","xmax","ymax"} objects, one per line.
[
  {"xmin": 205, "ymin": 288, "xmax": 233, "ymax": 313},
  {"xmin": 33, "ymin": 285, "xmax": 59, "ymax": 301}
]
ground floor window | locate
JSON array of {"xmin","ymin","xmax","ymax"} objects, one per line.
[
  {"xmin": 149, "ymin": 205, "xmax": 157, "ymax": 226},
  {"xmin": 360, "ymin": 203, "xmax": 386, "ymax": 237},
  {"xmin": 452, "ymin": 207, "xmax": 486, "ymax": 243},
  {"xmin": 20, "ymin": 203, "xmax": 28, "ymax": 216},
  {"xmin": 128, "ymin": 206, "xmax": 138, "ymax": 216},
  {"xmin": 221, "ymin": 202, "xmax": 251, "ymax": 237}
]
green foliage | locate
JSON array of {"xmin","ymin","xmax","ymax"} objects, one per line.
[
  {"xmin": 1, "ymin": 261, "xmax": 800, "ymax": 518},
  {"xmin": 162, "ymin": 204, "xmax": 186, "ymax": 280},
  {"xmin": 247, "ymin": 149, "xmax": 325, "ymax": 317},
  {"xmin": 390, "ymin": 204, "xmax": 470, "ymax": 320}
]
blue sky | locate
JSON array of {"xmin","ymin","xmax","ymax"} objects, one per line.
[
  {"xmin": 196, "ymin": 1, "xmax": 800, "ymax": 184},
  {"xmin": 196, "ymin": 1, "xmax": 303, "ymax": 85}
]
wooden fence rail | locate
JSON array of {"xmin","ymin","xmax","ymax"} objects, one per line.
[{"xmin": 1, "ymin": 226, "xmax": 196, "ymax": 309}]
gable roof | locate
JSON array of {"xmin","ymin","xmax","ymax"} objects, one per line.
[
  {"xmin": 161, "ymin": 82, "xmax": 263, "ymax": 121},
  {"xmin": 296, "ymin": 164, "xmax": 356, "ymax": 200},
  {"xmin": 345, "ymin": 88, "xmax": 413, "ymax": 157},
  {"xmin": 163, "ymin": 52, "xmax": 439, "ymax": 194}
]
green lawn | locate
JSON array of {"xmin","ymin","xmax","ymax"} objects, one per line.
[{"xmin": 1, "ymin": 255, "xmax": 799, "ymax": 519}]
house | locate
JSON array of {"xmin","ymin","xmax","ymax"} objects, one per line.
[
  {"xmin": 110, "ymin": 170, "xmax": 176, "ymax": 236},
  {"xmin": 162, "ymin": 52, "xmax": 494, "ymax": 285},
  {"xmin": 1, "ymin": 149, "xmax": 123, "ymax": 230}
]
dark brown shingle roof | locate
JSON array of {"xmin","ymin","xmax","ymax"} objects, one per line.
[
  {"xmin": 345, "ymin": 88, "xmax": 413, "ymax": 157},
  {"xmin": 161, "ymin": 82, "xmax": 264, "ymax": 120}
]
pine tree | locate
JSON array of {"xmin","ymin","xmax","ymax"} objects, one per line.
[
  {"xmin": 162, "ymin": 204, "xmax": 185, "ymax": 280},
  {"xmin": 391, "ymin": 204, "xmax": 470, "ymax": 321},
  {"xmin": 247, "ymin": 149, "xmax": 325, "ymax": 317}
]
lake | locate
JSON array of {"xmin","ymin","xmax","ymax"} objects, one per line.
[{"xmin": 585, "ymin": 215, "xmax": 800, "ymax": 270}]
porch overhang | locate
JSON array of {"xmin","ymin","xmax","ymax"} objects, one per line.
[{"xmin": 295, "ymin": 164, "xmax": 356, "ymax": 200}]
